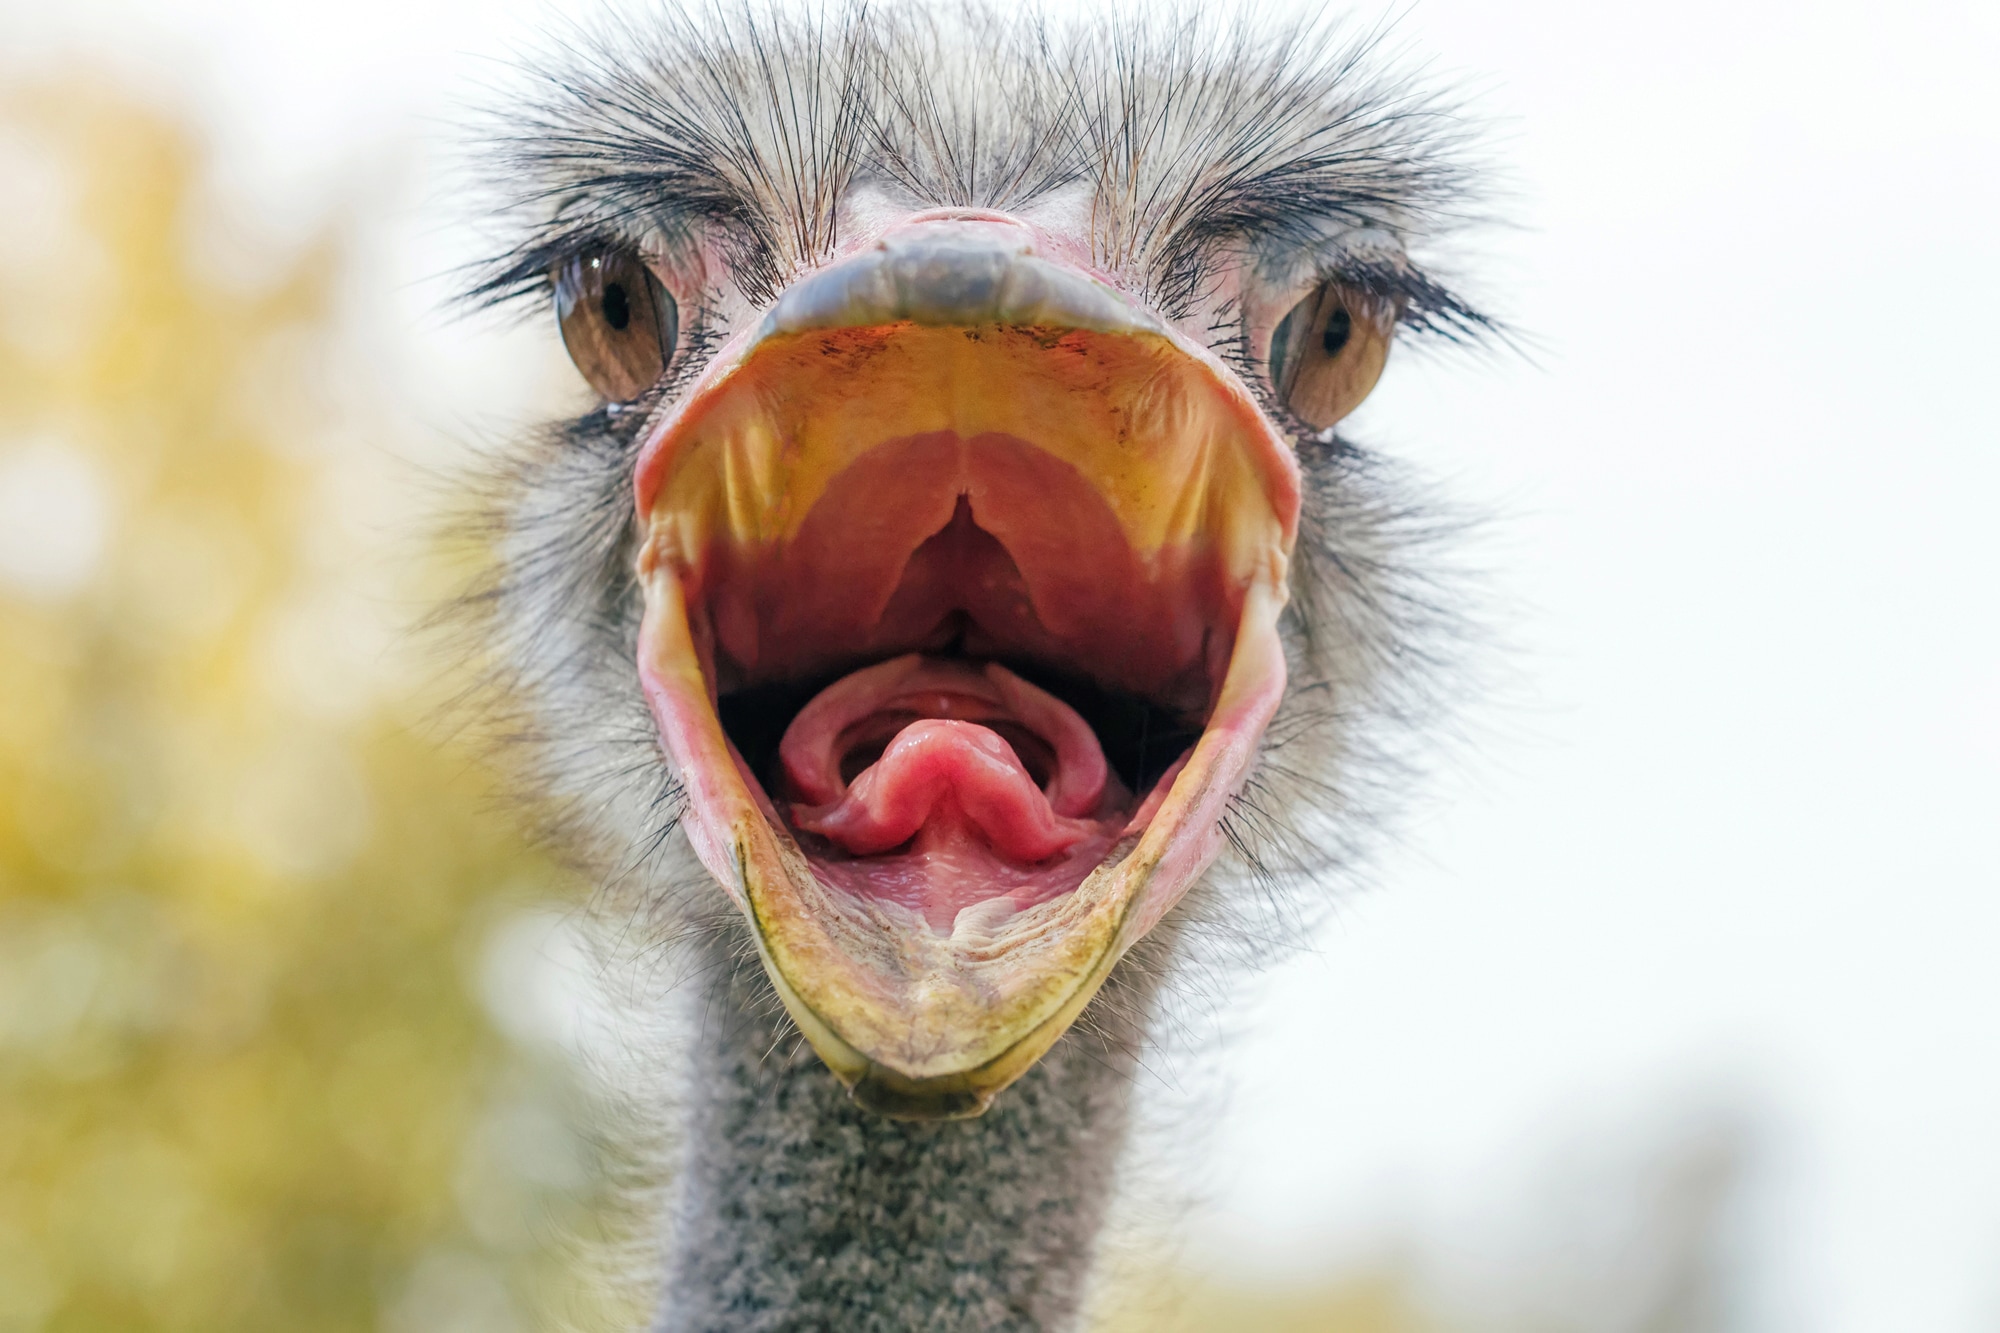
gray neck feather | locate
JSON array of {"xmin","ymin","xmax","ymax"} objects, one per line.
[{"xmin": 654, "ymin": 928, "xmax": 1153, "ymax": 1332}]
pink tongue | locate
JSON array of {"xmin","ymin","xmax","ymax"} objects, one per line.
[{"xmin": 782, "ymin": 655, "xmax": 1111, "ymax": 863}]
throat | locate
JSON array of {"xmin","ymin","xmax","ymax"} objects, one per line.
[
  {"xmin": 778, "ymin": 654, "xmax": 1134, "ymax": 933},
  {"xmin": 655, "ymin": 923, "xmax": 1156, "ymax": 1332}
]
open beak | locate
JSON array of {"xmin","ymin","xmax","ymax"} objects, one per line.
[{"xmin": 634, "ymin": 218, "xmax": 1300, "ymax": 1118}]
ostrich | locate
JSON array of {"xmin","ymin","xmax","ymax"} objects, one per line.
[{"xmin": 462, "ymin": 4, "xmax": 1490, "ymax": 1329}]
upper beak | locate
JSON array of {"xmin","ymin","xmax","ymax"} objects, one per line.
[{"xmin": 632, "ymin": 219, "xmax": 1301, "ymax": 1118}]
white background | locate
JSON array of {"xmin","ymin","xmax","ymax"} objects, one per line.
[{"xmin": 5, "ymin": 0, "xmax": 1996, "ymax": 1328}]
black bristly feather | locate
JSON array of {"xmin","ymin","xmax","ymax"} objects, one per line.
[{"xmin": 462, "ymin": 3, "xmax": 1490, "ymax": 330}]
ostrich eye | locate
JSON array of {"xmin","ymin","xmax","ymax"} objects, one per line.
[
  {"xmin": 554, "ymin": 250, "xmax": 678, "ymax": 402},
  {"xmin": 1266, "ymin": 282, "xmax": 1390, "ymax": 430}
]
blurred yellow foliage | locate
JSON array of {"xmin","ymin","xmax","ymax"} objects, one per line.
[
  {"xmin": 0, "ymin": 74, "xmax": 1588, "ymax": 1333},
  {"xmin": 0, "ymin": 81, "xmax": 639, "ymax": 1333}
]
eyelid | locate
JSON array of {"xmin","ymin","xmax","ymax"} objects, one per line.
[
  {"xmin": 1253, "ymin": 227, "xmax": 1408, "ymax": 298},
  {"xmin": 505, "ymin": 220, "xmax": 699, "ymax": 299}
]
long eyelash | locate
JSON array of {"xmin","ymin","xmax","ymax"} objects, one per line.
[
  {"xmin": 464, "ymin": 231, "xmax": 627, "ymax": 313},
  {"xmin": 463, "ymin": 203, "xmax": 727, "ymax": 316},
  {"xmin": 1336, "ymin": 258, "xmax": 1497, "ymax": 344}
]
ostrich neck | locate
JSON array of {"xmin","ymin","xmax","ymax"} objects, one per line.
[{"xmin": 655, "ymin": 926, "xmax": 1150, "ymax": 1332}]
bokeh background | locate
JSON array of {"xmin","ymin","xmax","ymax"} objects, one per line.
[{"xmin": 1, "ymin": 1, "xmax": 1994, "ymax": 1331}]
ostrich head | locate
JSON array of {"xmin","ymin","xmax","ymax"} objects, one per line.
[{"xmin": 469, "ymin": 5, "xmax": 1485, "ymax": 1129}]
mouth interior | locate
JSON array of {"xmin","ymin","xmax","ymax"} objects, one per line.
[
  {"xmin": 688, "ymin": 431, "xmax": 1231, "ymax": 933},
  {"xmin": 636, "ymin": 318, "xmax": 1298, "ymax": 1095}
]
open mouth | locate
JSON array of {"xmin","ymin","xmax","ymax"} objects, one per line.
[{"xmin": 634, "ymin": 220, "xmax": 1300, "ymax": 1117}]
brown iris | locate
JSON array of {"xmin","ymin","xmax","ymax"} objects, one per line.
[
  {"xmin": 554, "ymin": 250, "xmax": 677, "ymax": 402},
  {"xmin": 1267, "ymin": 281, "xmax": 1391, "ymax": 429}
]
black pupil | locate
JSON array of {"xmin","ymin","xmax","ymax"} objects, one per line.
[
  {"xmin": 1322, "ymin": 306, "xmax": 1352, "ymax": 356},
  {"xmin": 601, "ymin": 281, "xmax": 631, "ymax": 332}
]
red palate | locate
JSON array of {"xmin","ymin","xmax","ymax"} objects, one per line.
[{"xmin": 661, "ymin": 430, "xmax": 1262, "ymax": 936}]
